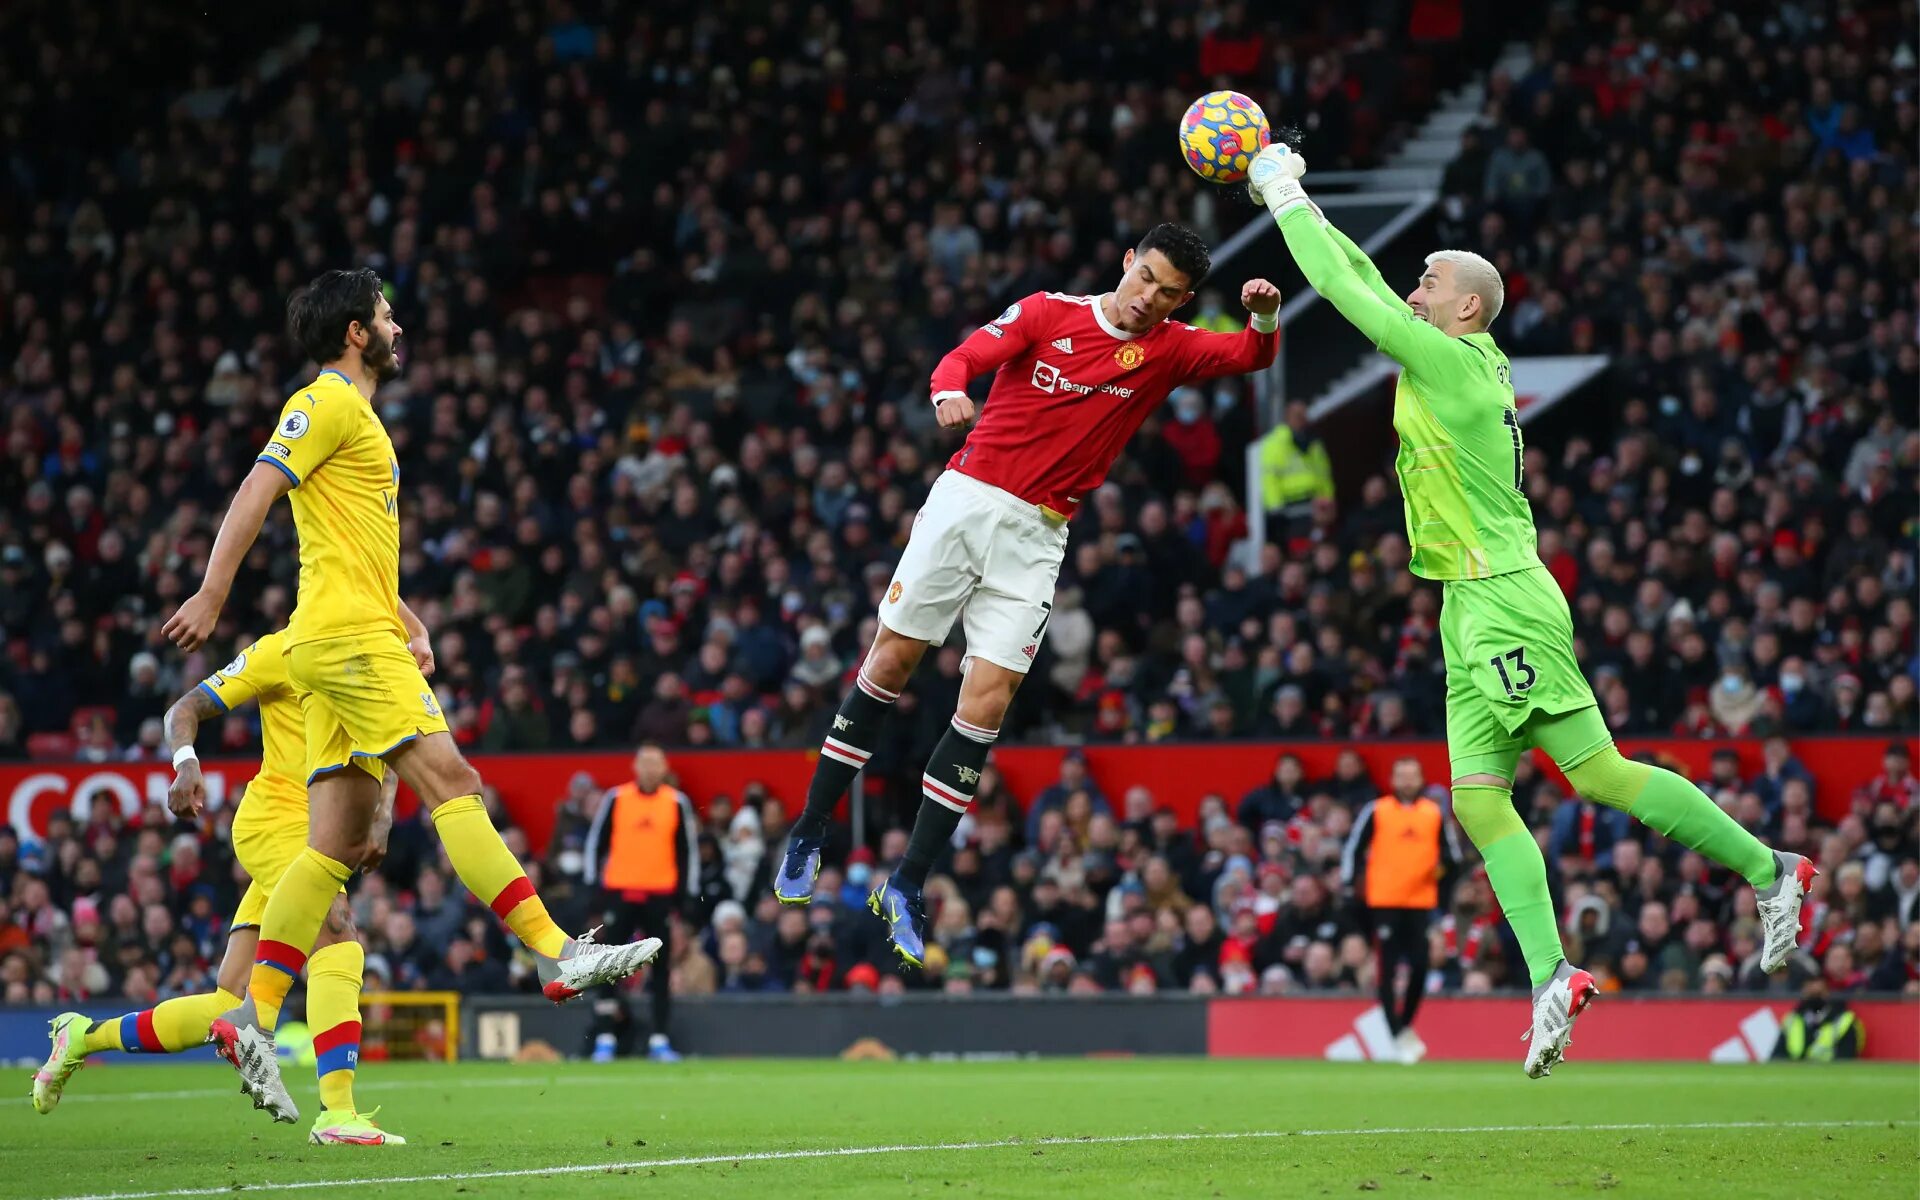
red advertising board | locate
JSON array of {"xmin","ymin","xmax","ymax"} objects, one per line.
[
  {"xmin": 1207, "ymin": 995, "xmax": 1920, "ymax": 1063},
  {"xmin": 4, "ymin": 735, "xmax": 1912, "ymax": 851}
]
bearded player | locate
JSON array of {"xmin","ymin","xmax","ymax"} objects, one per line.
[
  {"xmin": 163, "ymin": 269, "xmax": 660, "ymax": 1122},
  {"xmin": 1246, "ymin": 144, "xmax": 1814, "ymax": 1077},
  {"xmin": 771, "ymin": 224, "xmax": 1280, "ymax": 965},
  {"xmin": 34, "ymin": 630, "xmax": 403, "ymax": 1145}
]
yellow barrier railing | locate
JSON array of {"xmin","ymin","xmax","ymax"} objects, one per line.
[{"xmin": 358, "ymin": 990, "xmax": 460, "ymax": 1063}]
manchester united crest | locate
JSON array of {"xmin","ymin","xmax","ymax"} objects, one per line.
[
  {"xmin": 1114, "ymin": 343, "xmax": 1146, "ymax": 370},
  {"xmin": 888, "ymin": 581, "xmax": 903, "ymax": 604}
]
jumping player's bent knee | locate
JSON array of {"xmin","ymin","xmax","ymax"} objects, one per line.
[
  {"xmin": 1559, "ymin": 744, "xmax": 1648, "ymax": 812},
  {"xmin": 864, "ymin": 626, "xmax": 927, "ymax": 694},
  {"xmin": 956, "ymin": 659, "xmax": 1021, "ymax": 730},
  {"xmin": 391, "ymin": 733, "xmax": 484, "ymax": 805}
]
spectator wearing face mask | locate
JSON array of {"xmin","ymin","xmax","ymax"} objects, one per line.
[{"xmin": 1162, "ymin": 388, "xmax": 1223, "ymax": 490}]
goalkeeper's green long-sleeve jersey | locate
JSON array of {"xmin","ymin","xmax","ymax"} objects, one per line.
[{"xmin": 1277, "ymin": 206, "xmax": 1540, "ymax": 581}]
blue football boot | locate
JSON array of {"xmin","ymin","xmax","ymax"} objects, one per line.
[
  {"xmin": 867, "ymin": 877, "xmax": 927, "ymax": 968},
  {"xmin": 774, "ymin": 832, "xmax": 824, "ymax": 905}
]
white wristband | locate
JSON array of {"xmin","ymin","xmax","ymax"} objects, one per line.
[
  {"xmin": 931, "ymin": 390, "xmax": 967, "ymax": 406},
  {"xmin": 172, "ymin": 744, "xmax": 198, "ymax": 769},
  {"xmin": 1251, "ymin": 311, "xmax": 1279, "ymax": 334},
  {"xmin": 1267, "ymin": 178, "xmax": 1313, "ymax": 218}
]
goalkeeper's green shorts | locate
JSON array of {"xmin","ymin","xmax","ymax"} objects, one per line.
[{"xmin": 1441, "ymin": 565, "xmax": 1605, "ymax": 781}]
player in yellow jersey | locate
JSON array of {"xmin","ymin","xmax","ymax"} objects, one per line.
[
  {"xmin": 31, "ymin": 631, "xmax": 404, "ymax": 1145},
  {"xmin": 163, "ymin": 269, "xmax": 658, "ymax": 1122}
]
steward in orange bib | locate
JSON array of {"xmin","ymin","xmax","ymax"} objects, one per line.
[
  {"xmin": 1341, "ymin": 756, "xmax": 1463, "ymax": 1063},
  {"xmin": 583, "ymin": 743, "xmax": 699, "ymax": 1060}
]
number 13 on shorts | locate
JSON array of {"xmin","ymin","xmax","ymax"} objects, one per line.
[{"xmin": 1490, "ymin": 646, "xmax": 1535, "ymax": 698}]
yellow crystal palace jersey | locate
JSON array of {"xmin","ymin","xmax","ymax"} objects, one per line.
[
  {"xmin": 256, "ymin": 369, "xmax": 405, "ymax": 646},
  {"xmin": 195, "ymin": 630, "xmax": 305, "ymax": 812}
]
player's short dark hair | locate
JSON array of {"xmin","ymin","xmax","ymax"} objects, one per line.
[
  {"xmin": 287, "ymin": 268, "xmax": 384, "ymax": 365},
  {"xmin": 1135, "ymin": 223, "xmax": 1211, "ymax": 289}
]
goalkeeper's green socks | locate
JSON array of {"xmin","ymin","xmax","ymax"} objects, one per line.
[
  {"xmin": 1451, "ymin": 784, "xmax": 1565, "ymax": 988},
  {"xmin": 1564, "ymin": 752, "xmax": 1777, "ymax": 888}
]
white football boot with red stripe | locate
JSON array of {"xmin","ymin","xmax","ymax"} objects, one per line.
[
  {"xmin": 1757, "ymin": 852, "xmax": 1818, "ymax": 973},
  {"xmin": 1522, "ymin": 962, "xmax": 1598, "ymax": 1079},
  {"xmin": 536, "ymin": 928, "xmax": 663, "ymax": 1004},
  {"xmin": 209, "ymin": 998, "xmax": 300, "ymax": 1123}
]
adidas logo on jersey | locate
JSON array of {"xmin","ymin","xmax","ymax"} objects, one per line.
[{"xmin": 1050, "ymin": 337, "xmax": 1074, "ymax": 354}]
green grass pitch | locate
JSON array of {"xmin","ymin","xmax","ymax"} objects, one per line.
[{"xmin": 9, "ymin": 1058, "xmax": 1917, "ymax": 1198}]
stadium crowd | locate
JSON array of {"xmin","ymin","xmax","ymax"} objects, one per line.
[
  {"xmin": 3, "ymin": 737, "xmax": 1916, "ymax": 1008},
  {"xmin": 0, "ymin": 0, "xmax": 1915, "ymax": 1008}
]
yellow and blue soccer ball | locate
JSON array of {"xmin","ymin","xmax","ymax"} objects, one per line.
[{"xmin": 1179, "ymin": 90, "xmax": 1272, "ymax": 184}]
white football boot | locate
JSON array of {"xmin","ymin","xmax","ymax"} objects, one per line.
[{"xmin": 1522, "ymin": 962, "xmax": 1598, "ymax": 1079}]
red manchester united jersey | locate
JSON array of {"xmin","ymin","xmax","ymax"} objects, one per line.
[{"xmin": 928, "ymin": 291, "xmax": 1278, "ymax": 518}]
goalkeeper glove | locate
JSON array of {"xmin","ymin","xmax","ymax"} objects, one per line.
[{"xmin": 1247, "ymin": 145, "xmax": 1320, "ymax": 221}]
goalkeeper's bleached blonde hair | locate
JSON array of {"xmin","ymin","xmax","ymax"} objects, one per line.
[{"xmin": 1425, "ymin": 249, "xmax": 1505, "ymax": 328}]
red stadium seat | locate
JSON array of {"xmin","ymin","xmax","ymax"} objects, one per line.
[
  {"xmin": 68, "ymin": 705, "xmax": 115, "ymax": 735},
  {"xmin": 26, "ymin": 731, "xmax": 77, "ymax": 760}
]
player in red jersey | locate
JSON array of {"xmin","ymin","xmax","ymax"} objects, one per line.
[{"xmin": 771, "ymin": 223, "xmax": 1279, "ymax": 964}]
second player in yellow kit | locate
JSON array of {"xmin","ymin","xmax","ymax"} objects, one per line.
[
  {"xmin": 200, "ymin": 632, "xmax": 341, "ymax": 928},
  {"xmin": 32, "ymin": 630, "xmax": 402, "ymax": 1145}
]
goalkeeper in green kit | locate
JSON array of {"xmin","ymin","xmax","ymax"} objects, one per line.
[{"xmin": 1246, "ymin": 144, "xmax": 1815, "ymax": 1078}]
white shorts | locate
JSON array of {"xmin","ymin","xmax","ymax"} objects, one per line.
[{"xmin": 880, "ymin": 470, "xmax": 1069, "ymax": 675}]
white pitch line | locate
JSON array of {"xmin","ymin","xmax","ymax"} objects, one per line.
[{"xmin": 40, "ymin": 1119, "xmax": 1919, "ymax": 1200}]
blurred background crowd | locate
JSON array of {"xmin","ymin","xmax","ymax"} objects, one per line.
[
  {"xmin": 0, "ymin": 0, "xmax": 1914, "ymax": 1008},
  {"xmin": 4, "ymin": 736, "xmax": 1916, "ymax": 1008}
]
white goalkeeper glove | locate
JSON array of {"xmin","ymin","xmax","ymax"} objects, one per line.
[{"xmin": 1247, "ymin": 145, "xmax": 1320, "ymax": 221}]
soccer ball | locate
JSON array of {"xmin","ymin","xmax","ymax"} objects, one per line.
[{"xmin": 1178, "ymin": 90, "xmax": 1272, "ymax": 184}]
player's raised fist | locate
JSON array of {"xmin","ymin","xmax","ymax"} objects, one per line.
[
  {"xmin": 934, "ymin": 392, "xmax": 977, "ymax": 430},
  {"xmin": 163, "ymin": 590, "xmax": 222, "ymax": 652},
  {"xmin": 1241, "ymin": 278, "xmax": 1280, "ymax": 315}
]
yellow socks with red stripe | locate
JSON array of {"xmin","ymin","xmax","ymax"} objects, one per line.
[
  {"xmin": 433, "ymin": 793, "xmax": 567, "ymax": 957},
  {"xmin": 83, "ymin": 989, "xmax": 241, "ymax": 1055},
  {"xmin": 308, "ymin": 941, "xmax": 365, "ymax": 1113},
  {"xmin": 250, "ymin": 847, "xmax": 353, "ymax": 1031}
]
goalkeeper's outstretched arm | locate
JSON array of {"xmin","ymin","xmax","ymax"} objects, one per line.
[
  {"xmin": 1278, "ymin": 207, "xmax": 1453, "ymax": 379},
  {"xmin": 1246, "ymin": 145, "xmax": 1452, "ymax": 379},
  {"xmin": 1324, "ymin": 223, "xmax": 1413, "ymax": 316}
]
